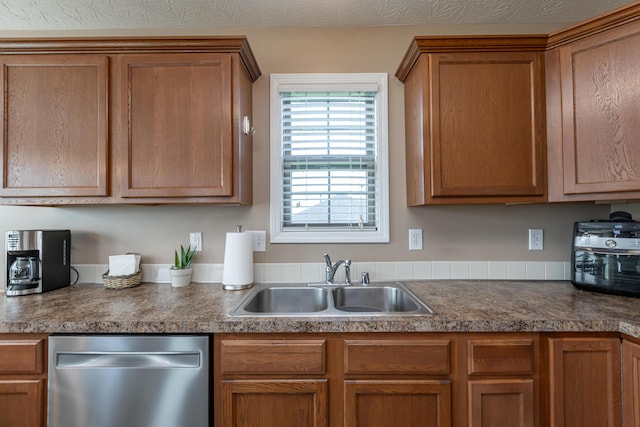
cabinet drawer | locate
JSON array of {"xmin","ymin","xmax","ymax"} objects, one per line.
[
  {"xmin": 467, "ymin": 338, "xmax": 535, "ymax": 375},
  {"xmin": 220, "ymin": 340, "xmax": 326, "ymax": 375},
  {"xmin": 344, "ymin": 340, "xmax": 451, "ymax": 375},
  {"xmin": 0, "ymin": 339, "xmax": 45, "ymax": 375}
]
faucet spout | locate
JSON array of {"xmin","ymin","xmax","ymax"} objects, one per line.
[{"xmin": 323, "ymin": 253, "xmax": 352, "ymax": 285}]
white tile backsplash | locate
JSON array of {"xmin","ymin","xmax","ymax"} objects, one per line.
[
  {"xmin": 74, "ymin": 264, "xmax": 99, "ymax": 284},
  {"xmin": 394, "ymin": 262, "xmax": 414, "ymax": 280},
  {"xmin": 263, "ymin": 263, "xmax": 283, "ymax": 283},
  {"xmin": 190, "ymin": 263, "xmax": 210, "ymax": 283},
  {"xmin": 432, "ymin": 261, "xmax": 451, "ymax": 279},
  {"xmin": 451, "ymin": 261, "xmax": 470, "ymax": 279},
  {"xmin": 413, "ymin": 261, "xmax": 432, "ymax": 280},
  {"xmin": 375, "ymin": 262, "xmax": 396, "ymax": 281},
  {"xmin": 73, "ymin": 261, "xmax": 572, "ymax": 284},
  {"xmin": 545, "ymin": 262, "xmax": 565, "ymax": 280},
  {"xmin": 525, "ymin": 262, "xmax": 546, "ymax": 280},
  {"xmin": 469, "ymin": 262, "xmax": 489, "ymax": 280},
  {"xmin": 281, "ymin": 263, "xmax": 302, "ymax": 283},
  {"xmin": 507, "ymin": 262, "xmax": 526, "ymax": 280},
  {"xmin": 488, "ymin": 261, "xmax": 508, "ymax": 279},
  {"xmin": 563, "ymin": 262, "xmax": 572, "ymax": 280}
]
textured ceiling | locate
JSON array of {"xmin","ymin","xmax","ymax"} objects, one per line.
[{"xmin": 0, "ymin": 0, "xmax": 634, "ymax": 30}]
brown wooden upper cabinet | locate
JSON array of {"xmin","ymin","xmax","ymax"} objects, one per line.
[
  {"xmin": 0, "ymin": 37, "xmax": 260, "ymax": 205},
  {"xmin": 0, "ymin": 54, "xmax": 109, "ymax": 198},
  {"xmin": 396, "ymin": 36, "xmax": 548, "ymax": 205},
  {"xmin": 546, "ymin": 4, "xmax": 640, "ymax": 202}
]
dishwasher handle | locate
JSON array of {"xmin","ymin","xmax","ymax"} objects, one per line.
[{"xmin": 55, "ymin": 351, "xmax": 202, "ymax": 369}]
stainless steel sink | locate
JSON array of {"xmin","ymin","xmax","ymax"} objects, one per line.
[
  {"xmin": 241, "ymin": 287, "xmax": 329, "ymax": 313},
  {"xmin": 229, "ymin": 282, "xmax": 435, "ymax": 317},
  {"xmin": 333, "ymin": 286, "xmax": 421, "ymax": 313}
]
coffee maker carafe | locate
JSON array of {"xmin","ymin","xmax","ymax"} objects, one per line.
[
  {"xmin": 5, "ymin": 230, "xmax": 71, "ymax": 297},
  {"xmin": 9, "ymin": 256, "xmax": 39, "ymax": 285}
]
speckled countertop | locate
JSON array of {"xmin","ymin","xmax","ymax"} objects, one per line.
[{"xmin": 1, "ymin": 281, "xmax": 639, "ymax": 337}]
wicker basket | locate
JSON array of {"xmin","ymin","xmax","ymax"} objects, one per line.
[{"xmin": 102, "ymin": 270, "xmax": 142, "ymax": 289}]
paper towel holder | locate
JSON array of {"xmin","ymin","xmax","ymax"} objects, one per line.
[{"xmin": 222, "ymin": 225, "xmax": 254, "ymax": 291}]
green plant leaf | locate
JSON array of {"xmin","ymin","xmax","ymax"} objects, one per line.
[
  {"xmin": 184, "ymin": 245, "xmax": 194, "ymax": 267},
  {"xmin": 174, "ymin": 244, "xmax": 194, "ymax": 269}
]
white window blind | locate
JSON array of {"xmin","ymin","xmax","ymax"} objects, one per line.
[
  {"xmin": 270, "ymin": 73, "xmax": 389, "ymax": 244},
  {"xmin": 281, "ymin": 90, "xmax": 377, "ymax": 230}
]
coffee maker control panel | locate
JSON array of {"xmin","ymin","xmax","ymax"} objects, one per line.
[{"xmin": 6, "ymin": 230, "xmax": 21, "ymax": 250}]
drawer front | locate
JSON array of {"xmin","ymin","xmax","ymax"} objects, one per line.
[
  {"xmin": 344, "ymin": 339, "xmax": 451, "ymax": 375},
  {"xmin": 220, "ymin": 340, "xmax": 326, "ymax": 375},
  {"xmin": 0, "ymin": 339, "xmax": 45, "ymax": 375},
  {"xmin": 467, "ymin": 338, "xmax": 535, "ymax": 375}
]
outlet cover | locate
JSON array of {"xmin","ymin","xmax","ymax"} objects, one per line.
[
  {"xmin": 189, "ymin": 232, "xmax": 203, "ymax": 252},
  {"xmin": 246, "ymin": 230, "xmax": 267, "ymax": 252},
  {"xmin": 528, "ymin": 229, "xmax": 543, "ymax": 250},
  {"xmin": 409, "ymin": 228, "xmax": 423, "ymax": 251}
]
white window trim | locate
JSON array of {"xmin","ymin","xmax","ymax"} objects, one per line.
[{"xmin": 269, "ymin": 73, "xmax": 389, "ymax": 244}]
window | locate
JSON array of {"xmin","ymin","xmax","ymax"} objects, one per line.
[{"xmin": 270, "ymin": 73, "xmax": 389, "ymax": 243}]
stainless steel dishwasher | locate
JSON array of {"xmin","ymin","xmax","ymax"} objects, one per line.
[{"xmin": 48, "ymin": 335, "xmax": 209, "ymax": 427}]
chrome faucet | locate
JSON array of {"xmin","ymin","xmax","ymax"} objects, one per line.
[{"xmin": 324, "ymin": 253, "xmax": 351, "ymax": 285}]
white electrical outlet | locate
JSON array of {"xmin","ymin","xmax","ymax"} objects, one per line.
[
  {"xmin": 189, "ymin": 232, "xmax": 203, "ymax": 252},
  {"xmin": 409, "ymin": 228, "xmax": 423, "ymax": 251},
  {"xmin": 246, "ymin": 230, "xmax": 266, "ymax": 252},
  {"xmin": 528, "ymin": 229, "xmax": 543, "ymax": 250}
]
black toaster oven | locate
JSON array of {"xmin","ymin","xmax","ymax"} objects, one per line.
[{"xmin": 572, "ymin": 213, "xmax": 640, "ymax": 297}]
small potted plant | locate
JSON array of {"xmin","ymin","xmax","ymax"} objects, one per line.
[{"xmin": 169, "ymin": 244, "xmax": 195, "ymax": 287}]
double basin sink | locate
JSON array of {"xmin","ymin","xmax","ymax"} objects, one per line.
[{"xmin": 229, "ymin": 282, "xmax": 435, "ymax": 317}]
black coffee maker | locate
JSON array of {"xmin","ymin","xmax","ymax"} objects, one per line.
[{"xmin": 5, "ymin": 230, "xmax": 71, "ymax": 296}]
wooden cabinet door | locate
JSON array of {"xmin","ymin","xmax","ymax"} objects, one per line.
[
  {"xmin": 547, "ymin": 337, "xmax": 621, "ymax": 427},
  {"xmin": 0, "ymin": 54, "xmax": 109, "ymax": 197},
  {"xmin": 344, "ymin": 380, "xmax": 451, "ymax": 427},
  {"xmin": 116, "ymin": 53, "xmax": 233, "ymax": 198},
  {"xmin": 623, "ymin": 339, "xmax": 640, "ymax": 427},
  {"xmin": 468, "ymin": 379, "xmax": 534, "ymax": 427},
  {"xmin": 0, "ymin": 336, "xmax": 47, "ymax": 427},
  {"xmin": 462, "ymin": 336, "xmax": 539, "ymax": 427},
  {"xmin": 428, "ymin": 51, "xmax": 546, "ymax": 202},
  {"xmin": 548, "ymin": 20, "xmax": 640, "ymax": 200},
  {"xmin": 399, "ymin": 42, "xmax": 547, "ymax": 206},
  {"xmin": 0, "ymin": 379, "xmax": 44, "ymax": 427},
  {"xmin": 222, "ymin": 379, "xmax": 328, "ymax": 427}
]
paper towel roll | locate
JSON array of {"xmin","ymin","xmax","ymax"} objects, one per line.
[{"xmin": 222, "ymin": 232, "xmax": 254, "ymax": 290}]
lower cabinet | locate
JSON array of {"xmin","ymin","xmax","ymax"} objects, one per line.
[
  {"xmin": 214, "ymin": 333, "xmax": 455, "ymax": 427},
  {"xmin": 343, "ymin": 338, "xmax": 453, "ymax": 427},
  {"xmin": 215, "ymin": 332, "xmax": 634, "ymax": 427},
  {"xmin": 222, "ymin": 379, "xmax": 328, "ymax": 427},
  {"xmin": 344, "ymin": 380, "xmax": 451, "ymax": 427},
  {"xmin": 623, "ymin": 338, "xmax": 640, "ymax": 427},
  {"xmin": 463, "ymin": 336, "xmax": 539, "ymax": 427},
  {"xmin": 0, "ymin": 334, "xmax": 48, "ymax": 427},
  {"xmin": 0, "ymin": 380, "xmax": 44, "ymax": 427},
  {"xmin": 545, "ymin": 335, "xmax": 622, "ymax": 427},
  {"xmin": 216, "ymin": 337, "xmax": 329, "ymax": 427},
  {"xmin": 467, "ymin": 379, "xmax": 535, "ymax": 427}
]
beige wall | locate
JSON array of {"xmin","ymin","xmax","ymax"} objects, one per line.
[{"xmin": 0, "ymin": 24, "xmax": 621, "ymax": 266}]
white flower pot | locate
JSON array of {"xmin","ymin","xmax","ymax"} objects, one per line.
[{"xmin": 170, "ymin": 267, "xmax": 192, "ymax": 288}]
